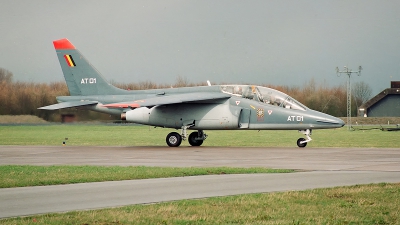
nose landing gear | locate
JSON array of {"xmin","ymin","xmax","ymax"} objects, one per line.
[{"xmin": 297, "ymin": 129, "xmax": 312, "ymax": 148}]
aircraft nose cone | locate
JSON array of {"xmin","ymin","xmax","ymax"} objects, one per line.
[
  {"xmin": 324, "ymin": 116, "xmax": 345, "ymax": 128},
  {"xmin": 336, "ymin": 117, "xmax": 345, "ymax": 127},
  {"xmin": 311, "ymin": 110, "xmax": 346, "ymax": 128}
]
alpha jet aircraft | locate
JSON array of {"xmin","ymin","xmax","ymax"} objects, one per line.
[{"xmin": 39, "ymin": 38, "xmax": 345, "ymax": 147}]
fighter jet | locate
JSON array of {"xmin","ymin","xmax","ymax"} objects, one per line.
[{"xmin": 39, "ymin": 38, "xmax": 345, "ymax": 147}]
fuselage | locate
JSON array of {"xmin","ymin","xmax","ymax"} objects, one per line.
[{"xmin": 56, "ymin": 85, "xmax": 345, "ymax": 130}]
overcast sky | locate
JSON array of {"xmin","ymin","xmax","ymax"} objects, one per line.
[{"xmin": 1, "ymin": 0, "xmax": 399, "ymax": 95}]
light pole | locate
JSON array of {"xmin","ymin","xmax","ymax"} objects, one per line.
[{"xmin": 336, "ymin": 66, "xmax": 362, "ymax": 130}]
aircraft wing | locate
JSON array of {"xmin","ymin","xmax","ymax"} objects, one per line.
[
  {"xmin": 38, "ymin": 101, "xmax": 98, "ymax": 110},
  {"xmin": 103, "ymin": 92, "xmax": 231, "ymax": 108}
]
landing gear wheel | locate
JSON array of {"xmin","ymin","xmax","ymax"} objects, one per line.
[
  {"xmin": 297, "ymin": 138, "xmax": 307, "ymax": 148},
  {"xmin": 166, "ymin": 132, "xmax": 182, "ymax": 147},
  {"xmin": 188, "ymin": 132, "xmax": 204, "ymax": 146}
]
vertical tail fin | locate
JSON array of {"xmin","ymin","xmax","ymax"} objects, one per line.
[{"xmin": 53, "ymin": 38, "xmax": 128, "ymax": 96}]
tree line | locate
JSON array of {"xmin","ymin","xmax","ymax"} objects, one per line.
[{"xmin": 0, "ymin": 68, "xmax": 372, "ymax": 121}]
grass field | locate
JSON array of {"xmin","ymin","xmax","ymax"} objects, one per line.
[
  {"xmin": 0, "ymin": 124, "xmax": 399, "ymax": 147},
  {"xmin": 0, "ymin": 115, "xmax": 49, "ymax": 124},
  {"xmin": 2, "ymin": 183, "xmax": 399, "ymax": 224},
  {"xmin": 0, "ymin": 165, "xmax": 293, "ymax": 188}
]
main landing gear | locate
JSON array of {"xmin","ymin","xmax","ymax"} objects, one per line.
[
  {"xmin": 166, "ymin": 125, "xmax": 207, "ymax": 147},
  {"xmin": 297, "ymin": 129, "xmax": 312, "ymax": 148}
]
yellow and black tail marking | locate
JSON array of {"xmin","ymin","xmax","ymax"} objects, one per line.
[{"xmin": 64, "ymin": 55, "xmax": 76, "ymax": 67}]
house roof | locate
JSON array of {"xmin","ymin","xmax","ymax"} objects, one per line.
[{"xmin": 360, "ymin": 88, "xmax": 400, "ymax": 110}]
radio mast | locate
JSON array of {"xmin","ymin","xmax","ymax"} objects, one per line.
[{"xmin": 336, "ymin": 66, "xmax": 362, "ymax": 130}]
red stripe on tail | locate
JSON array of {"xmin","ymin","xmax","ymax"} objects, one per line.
[{"xmin": 53, "ymin": 38, "xmax": 76, "ymax": 50}]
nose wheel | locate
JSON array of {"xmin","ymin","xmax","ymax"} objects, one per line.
[
  {"xmin": 297, "ymin": 129, "xmax": 312, "ymax": 148},
  {"xmin": 297, "ymin": 138, "xmax": 307, "ymax": 148}
]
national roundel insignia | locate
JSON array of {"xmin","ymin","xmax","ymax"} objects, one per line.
[{"xmin": 64, "ymin": 55, "xmax": 76, "ymax": 67}]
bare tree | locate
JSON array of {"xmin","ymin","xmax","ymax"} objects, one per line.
[
  {"xmin": 174, "ymin": 75, "xmax": 189, "ymax": 87},
  {"xmin": 0, "ymin": 68, "xmax": 13, "ymax": 83},
  {"xmin": 352, "ymin": 81, "xmax": 372, "ymax": 106}
]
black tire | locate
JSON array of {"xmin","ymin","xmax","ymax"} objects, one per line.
[
  {"xmin": 297, "ymin": 138, "xmax": 307, "ymax": 148},
  {"xmin": 188, "ymin": 132, "xmax": 203, "ymax": 146},
  {"xmin": 166, "ymin": 132, "xmax": 182, "ymax": 147}
]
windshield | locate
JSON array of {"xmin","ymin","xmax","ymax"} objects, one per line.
[{"xmin": 220, "ymin": 85, "xmax": 306, "ymax": 111}]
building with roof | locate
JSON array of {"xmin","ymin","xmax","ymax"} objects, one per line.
[{"xmin": 358, "ymin": 81, "xmax": 400, "ymax": 117}]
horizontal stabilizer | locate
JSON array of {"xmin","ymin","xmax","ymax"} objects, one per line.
[
  {"xmin": 38, "ymin": 101, "xmax": 98, "ymax": 110},
  {"xmin": 104, "ymin": 92, "xmax": 230, "ymax": 108}
]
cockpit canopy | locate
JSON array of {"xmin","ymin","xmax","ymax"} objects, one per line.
[{"xmin": 220, "ymin": 85, "xmax": 307, "ymax": 111}]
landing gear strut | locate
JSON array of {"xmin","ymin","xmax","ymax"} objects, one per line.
[{"xmin": 297, "ymin": 129, "xmax": 312, "ymax": 148}]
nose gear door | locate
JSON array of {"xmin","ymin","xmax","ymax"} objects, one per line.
[{"xmin": 239, "ymin": 108, "xmax": 251, "ymax": 128}]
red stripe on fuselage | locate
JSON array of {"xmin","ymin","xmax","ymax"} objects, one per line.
[{"xmin": 103, "ymin": 103, "xmax": 141, "ymax": 108}]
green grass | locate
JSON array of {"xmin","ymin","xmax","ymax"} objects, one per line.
[
  {"xmin": 2, "ymin": 183, "xmax": 399, "ymax": 224},
  {"xmin": 0, "ymin": 124, "xmax": 398, "ymax": 147},
  {"xmin": 0, "ymin": 115, "xmax": 48, "ymax": 124},
  {"xmin": 0, "ymin": 165, "xmax": 293, "ymax": 188}
]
